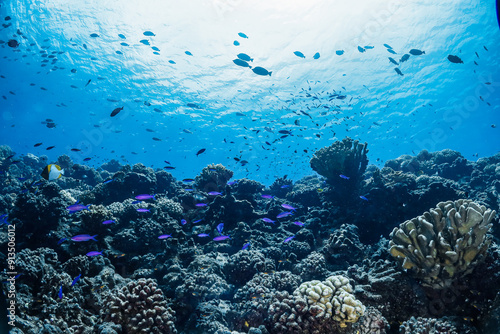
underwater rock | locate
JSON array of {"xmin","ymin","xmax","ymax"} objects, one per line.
[
  {"xmin": 389, "ymin": 199, "xmax": 496, "ymax": 289},
  {"xmin": 292, "ymin": 251, "xmax": 329, "ymax": 281},
  {"xmin": 195, "ymin": 163, "xmax": 234, "ymax": 192},
  {"xmin": 351, "ymin": 307, "xmax": 389, "ymax": 334},
  {"xmin": 225, "ymin": 250, "xmax": 274, "ymax": 285},
  {"xmin": 399, "ymin": 316, "xmax": 477, "ymax": 334}
]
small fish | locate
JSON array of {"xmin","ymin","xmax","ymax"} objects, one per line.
[
  {"xmin": 158, "ymin": 234, "xmax": 172, "ymax": 239},
  {"xmin": 193, "ymin": 219, "xmax": 203, "ymax": 223},
  {"xmin": 227, "ymin": 181, "xmax": 237, "ymax": 185},
  {"xmin": 400, "ymin": 54, "xmax": 410, "ymax": 62},
  {"xmin": 233, "ymin": 58, "xmax": 251, "ymax": 68},
  {"xmin": 118, "ymin": 33, "xmax": 126, "ymax": 39},
  {"xmin": 262, "ymin": 218, "xmax": 275, "ymax": 224},
  {"xmin": 293, "ymin": 51, "xmax": 305, "ymax": 58},
  {"xmin": 143, "ymin": 31, "xmax": 155, "ymax": 36},
  {"xmin": 213, "ymin": 235, "xmax": 230, "ymax": 241},
  {"xmin": 164, "ymin": 166, "xmax": 176, "ymax": 170},
  {"xmin": 388, "ymin": 57, "xmax": 398, "ymax": 65},
  {"xmin": 339, "ymin": 174, "xmax": 350, "ymax": 180},
  {"xmin": 237, "ymin": 53, "xmax": 253, "ymax": 62},
  {"xmin": 383, "ymin": 43, "xmax": 393, "ymax": 49},
  {"xmin": 102, "ymin": 220, "xmax": 115, "ymax": 224},
  {"xmin": 135, "ymin": 194, "xmax": 156, "ymax": 200},
  {"xmin": 140, "ymin": 39, "xmax": 150, "ymax": 45},
  {"xmin": 103, "ymin": 179, "xmax": 114, "ymax": 184},
  {"xmin": 198, "ymin": 233, "xmax": 210, "ymax": 237},
  {"xmin": 336, "ymin": 50, "xmax": 344, "ymax": 55},
  {"xmin": 233, "ymin": 40, "xmax": 240, "ymax": 46},
  {"xmin": 313, "ymin": 52, "xmax": 320, "ymax": 59},
  {"xmin": 409, "ymin": 49, "xmax": 425, "ymax": 55},
  {"xmin": 252, "ymin": 66, "xmax": 272, "ymax": 76},
  {"xmin": 284, "ymin": 236, "xmax": 295, "ymax": 243},
  {"xmin": 195, "ymin": 203, "xmax": 207, "ymax": 207},
  {"xmin": 261, "ymin": 195, "xmax": 274, "ymax": 199},
  {"xmin": 217, "ymin": 223, "xmax": 224, "ymax": 234},
  {"xmin": 357, "ymin": 46, "xmax": 365, "ymax": 53},
  {"xmin": 71, "ymin": 234, "xmax": 97, "ymax": 242},
  {"xmin": 183, "ymin": 178, "xmax": 195, "ymax": 183},
  {"xmin": 281, "ymin": 204, "xmax": 296, "ymax": 211},
  {"xmin": 280, "ymin": 185, "xmax": 290, "ymax": 189},
  {"xmin": 447, "ymin": 55, "xmax": 463, "ymax": 64},
  {"xmin": 277, "ymin": 211, "xmax": 293, "ymax": 219},
  {"xmin": 71, "ymin": 148, "xmax": 81, "ymax": 152},
  {"xmin": 242, "ymin": 242, "xmax": 250, "ymax": 250},
  {"xmin": 85, "ymin": 79, "xmax": 91, "ymax": 87},
  {"xmin": 58, "ymin": 285, "xmax": 63, "ymax": 299},
  {"xmin": 208, "ymin": 191, "xmax": 222, "ymax": 196},
  {"xmin": 181, "ymin": 219, "xmax": 187, "ymax": 225},
  {"xmin": 136, "ymin": 208, "xmax": 150, "ymax": 213},
  {"xmin": 71, "ymin": 274, "xmax": 81, "ymax": 286},
  {"xmin": 196, "ymin": 148, "xmax": 206, "ymax": 156},
  {"xmin": 185, "ymin": 51, "xmax": 193, "ymax": 56},
  {"xmin": 34, "ymin": 142, "xmax": 43, "ymax": 147},
  {"xmin": 387, "ymin": 49, "xmax": 397, "ymax": 54},
  {"xmin": 110, "ymin": 107, "xmax": 123, "ymax": 117},
  {"xmin": 238, "ymin": 32, "xmax": 248, "ymax": 39},
  {"xmin": 86, "ymin": 251, "xmax": 102, "ymax": 257},
  {"xmin": 66, "ymin": 203, "xmax": 90, "ymax": 213},
  {"xmin": 364, "ymin": 45, "xmax": 374, "ymax": 49},
  {"xmin": 83, "ymin": 157, "xmax": 91, "ymax": 161},
  {"xmin": 394, "ymin": 68, "xmax": 404, "ymax": 76},
  {"xmin": 41, "ymin": 164, "xmax": 64, "ymax": 181},
  {"xmin": 293, "ymin": 221, "xmax": 304, "ymax": 227},
  {"xmin": 90, "ymin": 33, "xmax": 99, "ymax": 38},
  {"xmin": 57, "ymin": 237, "xmax": 67, "ymax": 245},
  {"xmin": 152, "ymin": 137, "xmax": 161, "ymax": 141},
  {"xmin": 359, "ymin": 196, "xmax": 369, "ymax": 201}
]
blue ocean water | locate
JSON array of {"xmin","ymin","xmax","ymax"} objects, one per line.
[{"xmin": 0, "ymin": 0, "xmax": 499, "ymax": 184}]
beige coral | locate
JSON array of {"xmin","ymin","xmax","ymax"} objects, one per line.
[{"xmin": 389, "ymin": 199, "xmax": 496, "ymax": 289}]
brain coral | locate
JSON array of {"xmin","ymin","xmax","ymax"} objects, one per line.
[
  {"xmin": 104, "ymin": 278, "xmax": 177, "ymax": 333},
  {"xmin": 389, "ymin": 199, "xmax": 496, "ymax": 289}
]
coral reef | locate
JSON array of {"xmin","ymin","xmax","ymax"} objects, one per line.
[
  {"xmin": 104, "ymin": 278, "xmax": 177, "ymax": 333},
  {"xmin": 389, "ymin": 199, "xmax": 496, "ymax": 288}
]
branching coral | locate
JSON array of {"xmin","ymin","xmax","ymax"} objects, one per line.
[{"xmin": 389, "ymin": 199, "xmax": 496, "ymax": 289}]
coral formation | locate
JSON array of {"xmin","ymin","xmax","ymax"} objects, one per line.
[
  {"xmin": 104, "ymin": 278, "xmax": 177, "ymax": 333},
  {"xmin": 389, "ymin": 199, "xmax": 496, "ymax": 288}
]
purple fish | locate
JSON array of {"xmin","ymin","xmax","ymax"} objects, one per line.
[
  {"xmin": 184, "ymin": 188, "xmax": 194, "ymax": 192},
  {"xmin": 58, "ymin": 285, "xmax": 63, "ymax": 299},
  {"xmin": 102, "ymin": 220, "xmax": 115, "ymax": 224},
  {"xmin": 193, "ymin": 219, "xmax": 203, "ymax": 224},
  {"xmin": 71, "ymin": 234, "xmax": 97, "ymax": 242},
  {"xmin": 158, "ymin": 234, "xmax": 172, "ymax": 239},
  {"xmin": 57, "ymin": 237, "xmax": 67, "ymax": 245},
  {"xmin": 71, "ymin": 274, "xmax": 81, "ymax": 286},
  {"xmin": 196, "ymin": 203, "xmax": 207, "ymax": 207},
  {"xmin": 86, "ymin": 251, "xmax": 102, "ymax": 257},
  {"xmin": 242, "ymin": 242, "xmax": 250, "ymax": 250},
  {"xmin": 227, "ymin": 181, "xmax": 237, "ymax": 185},
  {"xmin": 103, "ymin": 179, "xmax": 114, "ymax": 184},
  {"xmin": 208, "ymin": 191, "xmax": 222, "ymax": 196},
  {"xmin": 284, "ymin": 235, "xmax": 295, "ymax": 243},
  {"xmin": 261, "ymin": 194, "xmax": 274, "ymax": 199},
  {"xmin": 66, "ymin": 203, "xmax": 90, "ymax": 213},
  {"xmin": 217, "ymin": 223, "xmax": 224, "ymax": 234},
  {"xmin": 280, "ymin": 185, "xmax": 290, "ymax": 188},
  {"xmin": 281, "ymin": 204, "xmax": 296, "ymax": 211},
  {"xmin": 262, "ymin": 218, "xmax": 275, "ymax": 224},
  {"xmin": 277, "ymin": 211, "xmax": 293, "ymax": 219},
  {"xmin": 198, "ymin": 233, "xmax": 210, "ymax": 237},
  {"xmin": 213, "ymin": 235, "xmax": 230, "ymax": 241},
  {"xmin": 135, "ymin": 194, "xmax": 156, "ymax": 200},
  {"xmin": 339, "ymin": 174, "xmax": 350, "ymax": 180},
  {"xmin": 359, "ymin": 195, "xmax": 369, "ymax": 201},
  {"xmin": 136, "ymin": 208, "xmax": 150, "ymax": 213},
  {"xmin": 293, "ymin": 221, "xmax": 305, "ymax": 227},
  {"xmin": 181, "ymin": 219, "xmax": 187, "ymax": 225}
]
